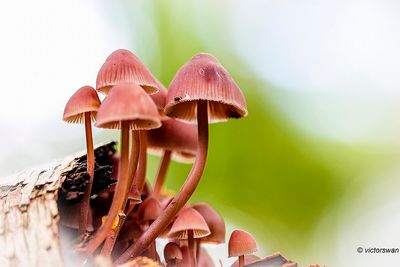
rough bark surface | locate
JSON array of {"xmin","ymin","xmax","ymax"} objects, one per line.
[{"xmin": 0, "ymin": 142, "xmax": 116, "ymax": 267}]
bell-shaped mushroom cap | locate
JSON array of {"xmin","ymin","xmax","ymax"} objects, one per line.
[
  {"xmin": 147, "ymin": 118, "xmax": 197, "ymax": 163},
  {"xmin": 230, "ymin": 255, "xmax": 260, "ymax": 267},
  {"xmin": 164, "ymin": 242, "xmax": 183, "ymax": 264},
  {"xmin": 168, "ymin": 207, "xmax": 211, "ymax": 239},
  {"xmin": 228, "ymin": 230, "xmax": 257, "ymax": 257},
  {"xmin": 150, "ymin": 80, "xmax": 168, "ymax": 112},
  {"xmin": 63, "ymin": 85, "xmax": 101, "ymax": 123},
  {"xmin": 192, "ymin": 203, "xmax": 225, "ymax": 244},
  {"xmin": 137, "ymin": 197, "xmax": 162, "ymax": 223},
  {"xmin": 96, "ymin": 49, "xmax": 159, "ymax": 95},
  {"xmin": 96, "ymin": 83, "xmax": 161, "ymax": 130},
  {"xmin": 165, "ymin": 53, "xmax": 248, "ymax": 124}
]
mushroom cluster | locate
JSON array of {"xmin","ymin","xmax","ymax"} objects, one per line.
[{"xmin": 62, "ymin": 49, "xmax": 279, "ymax": 267}]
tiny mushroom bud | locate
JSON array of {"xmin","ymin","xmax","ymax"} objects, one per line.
[
  {"xmin": 164, "ymin": 242, "xmax": 183, "ymax": 266},
  {"xmin": 168, "ymin": 208, "xmax": 210, "ymax": 267},
  {"xmin": 228, "ymin": 230, "xmax": 257, "ymax": 267},
  {"xmin": 82, "ymin": 83, "xmax": 160, "ymax": 256},
  {"xmin": 137, "ymin": 197, "xmax": 162, "ymax": 260},
  {"xmin": 116, "ymin": 53, "xmax": 247, "ymax": 263},
  {"xmin": 63, "ymin": 85, "xmax": 101, "ymax": 236},
  {"xmin": 96, "ymin": 49, "xmax": 159, "ymax": 95}
]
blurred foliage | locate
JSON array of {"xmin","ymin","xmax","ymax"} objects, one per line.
[{"xmin": 114, "ymin": 0, "xmax": 379, "ymax": 261}]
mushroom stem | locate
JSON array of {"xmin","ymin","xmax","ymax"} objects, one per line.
[
  {"xmin": 188, "ymin": 230, "xmax": 196, "ymax": 267},
  {"xmin": 81, "ymin": 121, "xmax": 130, "ymax": 256},
  {"xmin": 100, "ymin": 131, "xmax": 140, "ymax": 256},
  {"xmin": 115, "ymin": 100, "xmax": 209, "ymax": 263},
  {"xmin": 152, "ymin": 150, "xmax": 172, "ymax": 198},
  {"xmin": 133, "ymin": 130, "xmax": 148, "ymax": 194},
  {"xmin": 78, "ymin": 112, "xmax": 95, "ymax": 236},
  {"xmin": 239, "ymin": 255, "xmax": 244, "ymax": 267}
]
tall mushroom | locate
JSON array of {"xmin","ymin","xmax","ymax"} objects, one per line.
[
  {"xmin": 96, "ymin": 49, "xmax": 159, "ymax": 95},
  {"xmin": 81, "ymin": 83, "xmax": 160, "ymax": 256},
  {"xmin": 96, "ymin": 48, "xmax": 160, "ymax": 205},
  {"xmin": 116, "ymin": 53, "xmax": 247, "ymax": 263},
  {"xmin": 168, "ymin": 208, "xmax": 210, "ymax": 267},
  {"xmin": 228, "ymin": 230, "xmax": 257, "ymax": 267},
  {"xmin": 63, "ymin": 85, "xmax": 101, "ymax": 236}
]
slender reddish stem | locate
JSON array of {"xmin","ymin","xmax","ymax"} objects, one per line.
[
  {"xmin": 132, "ymin": 130, "xmax": 147, "ymax": 194},
  {"xmin": 101, "ymin": 131, "xmax": 140, "ymax": 256},
  {"xmin": 78, "ymin": 112, "xmax": 95, "ymax": 236},
  {"xmin": 81, "ymin": 121, "xmax": 130, "ymax": 256},
  {"xmin": 239, "ymin": 255, "xmax": 244, "ymax": 267},
  {"xmin": 115, "ymin": 101, "xmax": 209, "ymax": 264},
  {"xmin": 100, "ymin": 213, "xmax": 126, "ymax": 257},
  {"xmin": 188, "ymin": 230, "xmax": 196, "ymax": 267},
  {"xmin": 152, "ymin": 150, "xmax": 172, "ymax": 199}
]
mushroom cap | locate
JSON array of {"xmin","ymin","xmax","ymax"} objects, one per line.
[
  {"xmin": 95, "ymin": 83, "xmax": 161, "ymax": 130},
  {"xmin": 168, "ymin": 207, "xmax": 211, "ymax": 239},
  {"xmin": 150, "ymin": 80, "xmax": 168, "ymax": 112},
  {"xmin": 230, "ymin": 255, "xmax": 260, "ymax": 267},
  {"xmin": 96, "ymin": 49, "xmax": 159, "ymax": 95},
  {"xmin": 164, "ymin": 242, "xmax": 183, "ymax": 263},
  {"xmin": 147, "ymin": 118, "xmax": 197, "ymax": 163},
  {"xmin": 192, "ymin": 203, "xmax": 225, "ymax": 244},
  {"xmin": 228, "ymin": 230, "xmax": 257, "ymax": 257},
  {"xmin": 63, "ymin": 85, "xmax": 101, "ymax": 124},
  {"xmin": 165, "ymin": 53, "xmax": 248, "ymax": 124},
  {"xmin": 137, "ymin": 197, "xmax": 162, "ymax": 223}
]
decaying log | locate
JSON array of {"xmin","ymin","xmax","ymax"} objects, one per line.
[{"xmin": 0, "ymin": 142, "xmax": 117, "ymax": 267}]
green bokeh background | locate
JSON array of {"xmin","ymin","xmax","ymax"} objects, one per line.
[{"xmin": 98, "ymin": 0, "xmax": 395, "ymax": 264}]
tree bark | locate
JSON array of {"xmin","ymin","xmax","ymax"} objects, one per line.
[{"xmin": 0, "ymin": 142, "xmax": 116, "ymax": 267}]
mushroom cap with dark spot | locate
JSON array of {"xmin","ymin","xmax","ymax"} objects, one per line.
[
  {"xmin": 168, "ymin": 208, "xmax": 211, "ymax": 239},
  {"xmin": 96, "ymin": 49, "xmax": 159, "ymax": 95},
  {"xmin": 165, "ymin": 53, "xmax": 248, "ymax": 124},
  {"xmin": 192, "ymin": 203, "xmax": 225, "ymax": 244},
  {"xmin": 63, "ymin": 85, "xmax": 100, "ymax": 124},
  {"xmin": 147, "ymin": 118, "xmax": 197, "ymax": 163},
  {"xmin": 95, "ymin": 83, "xmax": 161, "ymax": 130},
  {"xmin": 228, "ymin": 230, "xmax": 257, "ymax": 257}
]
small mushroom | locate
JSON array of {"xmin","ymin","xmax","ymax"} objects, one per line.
[
  {"xmin": 96, "ymin": 49, "xmax": 159, "ymax": 95},
  {"xmin": 116, "ymin": 53, "xmax": 247, "ymax": 263},
  {"xmin": 82, "ymin": 83, "xmax": 160, "ymax": 256},
  {"xmin": 168, "ymin": 208, "xmax": 210, "ymax": 267},
  {"xmin": 164, "ymin": 242, "xmax": 183, "ymax": 267},
  {"xmin": 137, "ymin": 197, "xmax": 163, "ymax": 260},
  {"xmin": 63, "ymin": 85, "xmax": 101, "ymax": 235},
  {"xmin": 228, "ymin": 230, "xmax": 257, "ymax": 267}
]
